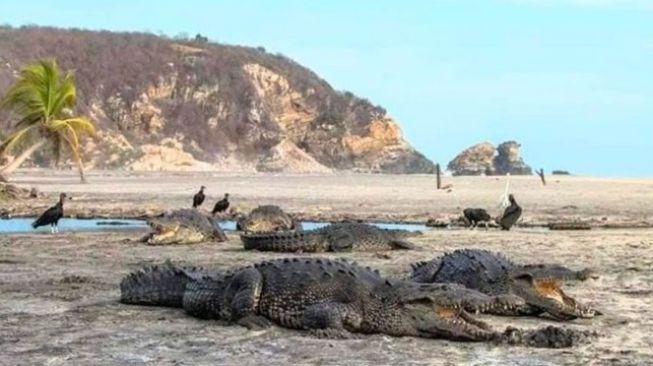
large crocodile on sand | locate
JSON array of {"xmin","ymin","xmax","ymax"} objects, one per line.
[
  {"xmin": 410, "ymin": 249, "xmax": 599, "ymax": 320},
  {"xmin": 140, "ymin": 209, "xmax": 227, "ymax": 245},
  {"xmin": 240, "ymin": 222, "xmax": 419, "ymax": 252},
  {"xmin": 120, "ymin": 257, "xmax": 526, "ymax": 341},
  {"xmin": 236, "ymin": 205, "xmax": 301, "ymax": 232}
]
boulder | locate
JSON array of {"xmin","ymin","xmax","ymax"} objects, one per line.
[
  {"xmin": 447, "ymin": 142, "xmax": 495, "ymax": 176},
  {"xmin": 448, "ymin": 141, "xmax": 532, "ymax": 176},
  {"xmin": 493, "ymin": 141, "xmax": 532, "ymax": 175}
]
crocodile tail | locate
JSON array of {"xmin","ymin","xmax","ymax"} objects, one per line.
[
  {"xmin": 240, "ymin": 231, "xmax": 322, "ymax": 252},
  {"xmin": 120, "ymin": 261, "xmax": 200, "ymax": 307}
]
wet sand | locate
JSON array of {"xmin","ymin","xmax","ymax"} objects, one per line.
[
  {"xmin": 4, "ymin": 169, "xmax": 653, "ymax": 226},
  {"xmin": 1, "ymin": 170, "xmax": 652, "ymax": 365}
]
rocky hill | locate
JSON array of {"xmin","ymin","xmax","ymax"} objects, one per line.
[
  {"xmin": 0, "ymin": 26, "xmax": 435, "ymax": 174},
  {"xmin": 447, "ymin": 141, "xmax": 532, "ymax": 176}
]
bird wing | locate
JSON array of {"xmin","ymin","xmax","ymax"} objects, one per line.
[{"xmin": 32, "ymin": 205, "xmax": 58, "ymax": 227}]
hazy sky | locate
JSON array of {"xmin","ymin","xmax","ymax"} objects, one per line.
[{"xmin": 1, "ymin": 0, "xmax": 651, "ymax": 176}]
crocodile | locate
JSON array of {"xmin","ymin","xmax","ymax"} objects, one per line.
[
  {"xmin": 240, "ymin": 223, "xmax": 419, "ymax": 252},
  {"xmin": 410, "ymin": 249, "xmax": 599, "ymax": 320},
  {"xmin": 236, "ymin": 205, "xmax": 301, "ymax": 232},
  {"xmin": 140, "ymin": 209, "xmax": 227, "ymax": 245},
  {"xmin": 120, "ymin": 257, "xmax": 526, "ymax": 341}
]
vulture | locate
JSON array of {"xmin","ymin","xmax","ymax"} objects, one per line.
[
  {"xmin": 499, "ymin": 194, "xmax": 522, "ymax": 230},
  {"xmin": 212, "ymin": 193, "xmax": 230, "ymax": 216},
  {"xmin": 193, "ymin": 186, "xmax": 206, "ymax": 208},
  {"xmin": 32, "ymin": 193, "xmax": 67, "ymax": 233}
]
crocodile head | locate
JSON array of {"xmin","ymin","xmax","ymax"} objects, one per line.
[
  {"xmin": 511, "ymin": 273, "xmax": 599, "ymax": 320},
  {"xmin": 147, "ymin": 218, "xmax": 207, "ymax": 245},
  {"xmin": 372, "ymin": 282, "xmax": 525, "ymax": 341},
  {"xmin": 145, "ymin": 209, "xmax": 224, "ymax": 245},
  {"xmin": 237, "ymin": 205, "xmax": 298, "ymax": 232}
]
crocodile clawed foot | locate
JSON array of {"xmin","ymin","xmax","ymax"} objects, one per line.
[
  {"xmin": 237, "ymin": 315, "xmax": 273, "ymax": 330},
  {"xmin": 577, "ymin": 268, "xmax": 599, "ymax": 281},
  {"xmin": 308, "ymin": 328, "xmax": 358, "ymax": 340},
  {"xmin": 496, "ymin": 325, "xmax": 597, "ymax": 348}
]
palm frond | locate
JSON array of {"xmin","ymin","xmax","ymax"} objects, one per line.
[
  {"xmin": 51, "ymin": 71, "xmax": 77, "ymax": 115},
  {"xmin": 0, "ymin": 125, "xmax": 39, "ymax": 154},
  {"xmin": 47, "ymin": 117, "xmax": 96, "ymax": 137},
  {"xmin": 0, "ymin": 58, "xmax": 96, "ymax": 181},
  {"xmin": 61, "ymin": 124, "xmax": 80, "ymax": 151}
]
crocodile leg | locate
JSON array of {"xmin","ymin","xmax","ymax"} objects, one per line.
[
  {"xmin": 302, "ymin": 303, "xmax": 363, "ymax": 339},
  {"xmin": 223, "ymin": 268, "xmax": 272, "ymax": 329},
  {"xmin": 390, "ymin": 240, "xmax": 415, "ymax": 250},
  {"xmin": 183, "ymin": 278, "xmax": 224, "ymax": 319},
  {"xmin": 327, "ymin": 231, "xmax": 356, "ymax": 251}
]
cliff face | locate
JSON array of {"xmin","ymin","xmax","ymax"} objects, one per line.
[
  {"xmin": 0, "ymin": 27, "xmax": 435, "ymax": 174},
  {"xmin": 447, "ymin": 140, "xmax": 532, "ymax": 176}
]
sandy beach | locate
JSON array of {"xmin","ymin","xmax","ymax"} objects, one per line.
[
  {"xmin": 5, "ymin": 169, "xmax": 653, "ymax": 226},
  {"xmin": 1, "ymin": 170, "xmax": 652, "ymax": 365}
]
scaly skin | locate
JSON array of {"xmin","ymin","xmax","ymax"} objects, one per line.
[
  {"xmin": 236, "ymin": 205, "xmax": 301, "ymax": 233},
  {"xmin": 120, "ymin": 258, "xmax": 525, "ymax": 341},
  {"xmin": 240, "ymin": 223, "xmax": 419, "ymax": 252},
  {"xmin": 410, "ymin": 249, "xmax": 599, "ymax": 320},
  {"xmin": 142, "ymin": 209, "xmax": 227, "ymax": 245}
]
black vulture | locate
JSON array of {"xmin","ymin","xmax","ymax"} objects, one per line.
[
  {"xmin": 193, "ymin": 186, "xmax": 206, "ymax": 208},
  {"xmin": 212, "ymin": 193, "xmax": 230, "ymax": 216},
  {"xmin": 463, "ymin": 208, "xmax": 492, "ymax": 228},
  {"xmin": 32, "ymin": 193, "xmax": 67, "ymax": 233},
  {"xmin": 499, "ymin": 194, "xmax": 522, "ymax": 230}
]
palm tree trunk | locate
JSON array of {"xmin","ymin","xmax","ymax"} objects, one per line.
[
  {"xmin": 71, "ymin": 150, "xmax": 87, "ymax": 183},
  {"xmin": 77, "ymin": 160, "xmax": 87, "ymax": 183},
  {"xmin": 0, "ymin": 139, "xmax": 47, "ymax": 180}
]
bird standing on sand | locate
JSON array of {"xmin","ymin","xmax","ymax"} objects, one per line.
[
  {"xmin": 32, "ymin": 193, "xmax": 67, "ymax": 233},
  {"xmin": 463, "ymin": 208, "xmax": 492, "ymax": 229},
  {"xmin": 499, "ymin": 194, "xmax": 522, "ymax": 230},
  {"xmin": 212, "ymin": 193, "xmax": 230, "ymax": 216},
  {"xmin": 193, "ymin": 186, "xmax": 206, "ymax": 208}
]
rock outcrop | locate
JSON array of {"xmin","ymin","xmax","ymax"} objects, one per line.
[
  {"xmin": 448, "ymin": 141, "xmax": 532, "ymax": 176},
  {"xmin": 493, "ymin": 141, "xmax": 532, "ymax": 175},
  {"xmin": 447, "ymin": 142, "xmax": 496, "ymax": 176},
  {"xmin": 0, "ymin": 26, "xmax": 435, "ymax": 174}
]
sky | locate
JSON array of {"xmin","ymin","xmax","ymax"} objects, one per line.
[{"xmin": 1, "ymin": 0, "xmax": 651, "ymax": 176}]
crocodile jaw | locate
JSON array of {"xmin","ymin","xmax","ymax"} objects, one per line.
[
  {"xmin": 147, "ymin": 221, "xmax": 181, "ymax": 245},
  {"xmin": 417, "ymin": 306, "xmax": 496, "ymax": 341},
  {"xmin": 395, "ymin": 283, "xmax": 523, "ymax": 341},
  {"xmin": 516, "ymin": 277, "xmax": 598, "ymax": 320}
]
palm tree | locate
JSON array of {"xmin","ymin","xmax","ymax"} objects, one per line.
[{"xmin": 0, "ymin": 59, "xmax": 95, "ymax": 183}]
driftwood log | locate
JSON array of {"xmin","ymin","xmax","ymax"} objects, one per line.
[{"xmin": 548, "ymin": 222, "xmax": 591, "ymax": 231}]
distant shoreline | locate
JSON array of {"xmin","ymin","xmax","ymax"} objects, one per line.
[{"xmin": 2, "ymin": 169, "xmax": 652, "ymax": 229}]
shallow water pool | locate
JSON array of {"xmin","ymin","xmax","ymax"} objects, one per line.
[
  {"xmin": 0, "ymin": 218, "xmax": 147, "ymax": 234},
  {"xmin": 0, "ymin": 218, "xmax": 427, "ymax": 234}
]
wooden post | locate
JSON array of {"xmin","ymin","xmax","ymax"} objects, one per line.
[
  {"xmin": 436, "ymin": 163, "xmax": 441, "ymax": 189},
  {"xmin": 537, "ymin": 168, "xmax": 546, "ymax": 186}
]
